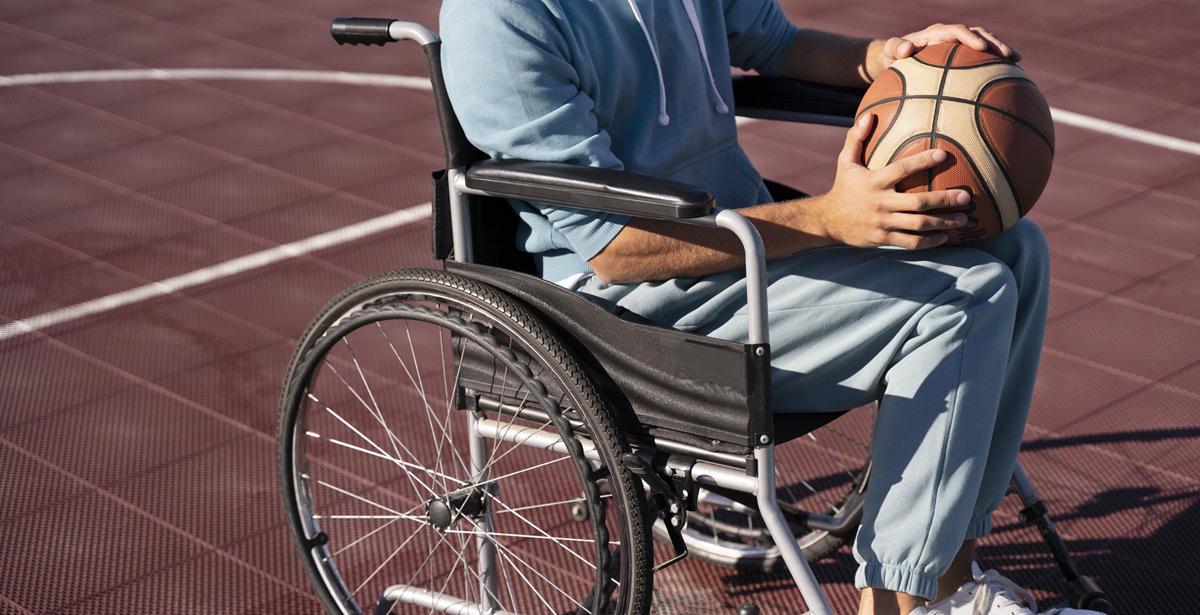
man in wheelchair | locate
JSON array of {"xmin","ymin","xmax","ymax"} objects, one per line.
[{"xmin": 438, "ymin": 2, "xmax": 1083, "ymax": 614}]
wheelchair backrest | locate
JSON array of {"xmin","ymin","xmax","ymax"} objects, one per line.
[{"xmin": 423, "ymin": 41, "xmax": 539, "ymax": 274}]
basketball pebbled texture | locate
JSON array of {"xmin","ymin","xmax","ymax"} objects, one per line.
[{"xmin": 856, "ymin": 43, "xmax": 1055, "ymax": 245}]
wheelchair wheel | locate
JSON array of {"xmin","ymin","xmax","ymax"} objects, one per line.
[
  {"xmin": 278, "ymin": 269, "xmax": 651, "ymax": 614},
  {"xmin": 654, "ymin": 415, "xmax": 874, "ymax": 572}
]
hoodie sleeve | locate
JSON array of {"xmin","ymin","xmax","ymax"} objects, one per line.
[
  {"xmin": 723, "ymin": 0, "xmax": 801, "ymax": 76},
  {"xmin": 439, "ymin": 0, "xmax": 628, "ymax": 262}
]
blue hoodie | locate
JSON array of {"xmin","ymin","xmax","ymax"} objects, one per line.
[{"xmin": 440, "ymin": 0, "xmax": 799, "ymax": 282}]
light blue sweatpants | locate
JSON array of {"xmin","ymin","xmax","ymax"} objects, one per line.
[{"xmin": 575, "ymin": 220, "xmax": 1050, "ymax": 600}]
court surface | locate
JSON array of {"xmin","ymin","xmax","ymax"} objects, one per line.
[{"xmin": 2, "ymin": 0, "xmax": 1198, "ymax": 613}]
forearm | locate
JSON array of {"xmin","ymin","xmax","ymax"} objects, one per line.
[
  {"xmin": 778, "ymin": 29, "xmax": 882, "ymax": 87},
  {"xmin": 588, "ymin": 197, "xmax": 834, "ymax": 284}
]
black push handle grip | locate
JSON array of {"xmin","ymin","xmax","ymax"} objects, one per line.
[{"xmin": 331, "ymin": 17, "xmax": 396, "ymax": 46}]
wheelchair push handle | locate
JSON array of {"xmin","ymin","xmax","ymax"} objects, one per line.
[{"xmin": 331, "ymin": 17, "xmax": 439, "ymax": 47}]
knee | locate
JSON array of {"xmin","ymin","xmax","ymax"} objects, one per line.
[
  {"xmin": 959, "ymin": 256, "xmax": 1020, "ymax": 316},
  {"xmin": 1008, "ymin": 219, "xmax": 1049, "ymax": 258},
  {"xmin": 989, "ymin": 220, "xmax": 1051, "ymax": 291}
]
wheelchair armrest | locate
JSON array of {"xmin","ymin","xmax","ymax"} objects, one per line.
[
  {"xmin": 463, "ymin": 158, "xmax": 715, "ymax": 219},
  {"xmin": 732, "ymin": 75, "xmax": 866, "ymax": 127}
]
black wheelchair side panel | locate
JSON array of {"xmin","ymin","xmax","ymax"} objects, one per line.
[{"xmin": 447, "ymin": 260, "xmax": 845, "ymax": 456}]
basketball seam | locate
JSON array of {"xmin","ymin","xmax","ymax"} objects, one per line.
[
  {"xmin": 857, "ymin": 92, "xmax": 1054, "ymax": 153},
  {"xmin": 928, "ymin": 44, "xmax": 961, "ymax": 191},
  {"xmin": 885, "ymin": 131, "xmax": 1008, "ymax": 235},
  {"xmin": 975, "ymin": 101, "xmax": 1024, "ymax": 216},
  {"xmin": 885, "ymin": 132, "xmax": 936, "ymax": 166},
  {"xmin": 912, "ymin": 56, "xmax": 1012, "ymax": 70},
  {"xmin": 861, "ymin": 68, "xmax": 907, "ymax": 165},
  {"xmin": 975, "ymin": 78, "xmax": 1056, "ymax": 153},
  {"xmin": 934, "ymin": 132, "xmax": 1006, "ymax": 232}
]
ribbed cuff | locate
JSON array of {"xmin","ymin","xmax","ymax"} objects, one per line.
[
  {"xmin": 965, "ymin": 514, "xmax": 993, "ymax": 539},
  {"xmin": 856, "ymin": 562, "xmax": 940, "ymax": 601}
]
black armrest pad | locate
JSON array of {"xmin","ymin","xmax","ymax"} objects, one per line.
[
  {"xmin": 464, "ymin": 159, "xmax": 715, "ymax": 219},
  {"xmin": 732, "ymin": 75, "xmax": 866, "ymax": 126}
]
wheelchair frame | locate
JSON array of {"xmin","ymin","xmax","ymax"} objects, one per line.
[{"xmin": 302, "ymin": 17, "xmax": 1113, "ymax": 615}]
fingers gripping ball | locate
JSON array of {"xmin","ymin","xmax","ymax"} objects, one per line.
[{"xmin": 857, "ymin": 42, "xmax": 1054, "ymax": 245}]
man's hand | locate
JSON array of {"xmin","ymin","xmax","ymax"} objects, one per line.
[
  {"xmin": 864, "ymin": 23, "xmax": 1020, "ymax": 82},
  {"xmin": 814, "ymin": 114, "xmax": 970, "ymax": 250}
]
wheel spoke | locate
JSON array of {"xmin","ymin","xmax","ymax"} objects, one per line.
[
  {"xmin": 443, "ymin": 529, "xmax": 612, "ymax": 545},
  {"xmin": 472, "ymin": 522, "xmax": 592, "ymax": 614},
  {"xmin": 489, "ymin": 494, "xmax": 607, "ymax": 515},
  {"xmin": 351, "ymin": 522, "xmax": 427, "ymax": 597},
  {"xmin": 485, "ymin": 536, "xmax": 557, "ymax": 615},
  {"xmin": 378, "ymin": 321, "xmax": 474, "ymax": 491},
  {"xmin": 471, "ymin": 417, "xmax": 558, "ymax": 488},
  {"xmin": 316, "ymin": 514, "xmax": 421, "ymax": 520},
  {"xmin": 429, "ymin": 337, "xmax": 473, "ymax": 487},
  {"xmin": 311, "ymin": 478, "xmax": 410, "ymax": 518},
  {"xmin": 309, "ymin": 394, "xmax": 444, "ymax": 499},
  {"xmin": 334, "ymin": 513, "xmax": 405, "ymax": 557},
  {"xmin": 479, "ymin": 495, "xmax": 599, "ymax": 571},
  {"xmin": 327, "ymin": 342, "xmax": 444, "ymax": 506},
  {"xmin": 376, "ymin": 321, "xmax": 451, "ymax": 494},
  {"xmin": 426, "ymin": 524, "xmax": 511, "ymax": 614},
  {"xmin": 319, "ymin": 434, "xmax": 467, "ymax": 500},
  {"xmin": 340, "ymin": 338, "xmax": 412, "ymax": 472},
  {"xmin": 406, "ymin": 321, "xmax": 470, "ymax": 489},
  {"xmin": 471, "ymin": 452, "xmax": 571, "ymax": 491}
]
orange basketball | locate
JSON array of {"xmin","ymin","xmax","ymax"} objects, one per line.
[{"xmin": 856, "ymin": 42, "xmax": 1055, "ymax": 245}]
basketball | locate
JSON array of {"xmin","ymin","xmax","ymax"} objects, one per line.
[{"xmin": 856, "ymin": 42, "xmax": 1055, "ymax": 245}]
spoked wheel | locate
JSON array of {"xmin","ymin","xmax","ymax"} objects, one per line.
[
  {"xmin": 278, "ymin": 269, "xmax": 651, "ymax": 615},
  {"xmin": 653, "ymin": 410, "xmax": 875, "ymax": 572}
]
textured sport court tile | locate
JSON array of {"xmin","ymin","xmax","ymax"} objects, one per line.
[
  {"xmin": 1, "ymin": 0, "xmax": 1198, "ymax": 612},
  {"xmin": 1046, "ymin": 298, "xmax": 1200, "ymax": 381},
  {"xmin": 0, "ymin": 490, "xmax": 206, "ymax": 612},
  {"xmin": 20, "ymin": 193, "xmax": 204, "ymax": 258},
  {"xmin": 137, "ymin": 162, "xmax": 331, "ymax": 223},
  {"xmin": 184, "ymin": 258, "xmax": 359, "ymax": 339},
  {"xmin": 100, "ymin": 223, "xmax": 268, "ymax": 281},
  {"xmin": 1043, "ymin": 221, "xmax": 1190, "ymax": 293},
  {"xmin": 46, "ymin": 298, "xmax": 284, "ymax": 382},
  {"xmin": 0, "ymin": 261, "xmax": 146, "ymax": 320},
  {"xmin": 1, "ymin": 385, "xmax": 247, "ymax": 487}
]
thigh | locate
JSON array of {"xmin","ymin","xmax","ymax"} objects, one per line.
[{"xmin": 578, "ymin": 245, "xmax": 1010, "ymax": 412}]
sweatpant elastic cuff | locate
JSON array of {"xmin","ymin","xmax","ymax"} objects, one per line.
[
  {"xmin": 856, "ymin": 562, "xmax": 939, "ymax": 601},
  {"xmin": 965, "ymin": 514, "xmax": 993, "ymax": 539}
]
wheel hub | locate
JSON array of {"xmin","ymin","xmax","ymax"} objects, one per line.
[{"xmin": 425, "ymin": 485, "xmax": 490, "ymax": 532}]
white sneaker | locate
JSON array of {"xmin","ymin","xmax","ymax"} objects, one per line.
[{"xmin": 909, "ymin": 563, "xmax": 1105, "ymax": 615}]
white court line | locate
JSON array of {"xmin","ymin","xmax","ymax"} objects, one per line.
[
  {"xmin": 0, "ymin": 204, "xmax": 430, "ymax": 342},
  {"xmin": 1049, "ymin": 108, "xmax": 1200, "ymax": 156},
  {"xmin": 1, "ymin": 67, "xmax": 1196, "ymax": 155},
  {"xmin": 0, "ymin": 68, "xmax": 432, "ymax": 90},
  {"xmin": 1, "ymin": 66, "xmax": 1197, "ymax": 340}
]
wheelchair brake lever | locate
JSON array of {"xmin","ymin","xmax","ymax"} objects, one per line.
[{"xmin": 620, "ymin": 453, "xmax": 688, "ymax": 571}]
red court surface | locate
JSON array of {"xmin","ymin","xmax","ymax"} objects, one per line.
[{"xmin": 2, "ymin": 0, "xmax": 1198, "ymax": 613}]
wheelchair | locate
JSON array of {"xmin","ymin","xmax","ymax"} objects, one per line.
[{"xmin": 276, "ymin": 18, "xmax": 1114, "ymax": 615}]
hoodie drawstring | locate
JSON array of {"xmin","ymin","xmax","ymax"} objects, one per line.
[
  {"xmin": 626, "ymin": 0, "xmax": 731, "ymax": 127},
  {"xmin": 680, "ymin": 0, "xmax": 730, "ymax": 115},
  {"xmin": 625, "ymin": 0, "xmax": 671, "ymax": 126}
]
